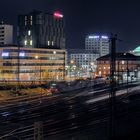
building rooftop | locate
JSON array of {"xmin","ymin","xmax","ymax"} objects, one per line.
[{"xmin": 133, "ymin": 46, "xmax": 140, "ymax": 54}]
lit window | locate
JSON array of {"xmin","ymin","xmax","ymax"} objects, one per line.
[
  {"xmin": 2, "ymin": 52, "xmax": 9, "ymax": 57},
  {"xmin": 24, "ymin": 40, "xmax": 27, "ymax": 46},
  {"xmin": 28, "ymin": 30, "xmax": 31, "ymax": 36},
  {"xmin": 30, "ymin": 40, "xmax": 32, "ymax": 45},
  {"xmin": 48, "ymin": 41, "xmax": 50, "ymax": 46},
  {"xmin": 19, "ymin": 52, "xmax": 25, "ymax": 57},
  {"xmin": 30, "ymin": 16, "xmax": 33, "ymax": 25},
  {"xmin": 122, "ymin": 61, "xmax": 124, "ymax": 64},
  {"xmin": 52, "ymin": 41, "xmax": 54, "ymax": 46}
]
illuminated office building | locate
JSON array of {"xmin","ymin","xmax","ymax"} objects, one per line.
[
  {"xmin": 85, "ymin": 35, "xmax": 109, "ymax": 56},
  {"xmin": 17, "ymin": 10, "xmax": 65, "ymax": 49},
  {"xmin": 0, "ymin": 46, "xmax": 66, "ymax": 81}
]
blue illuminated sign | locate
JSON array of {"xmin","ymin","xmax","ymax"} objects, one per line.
[
  {"xmin": 19, "ymin": 52, "xmax": 25, "ymax": 57},
  {"xmin": 2, "ymin": 52, "xmax": 9, "ymax": 57}
]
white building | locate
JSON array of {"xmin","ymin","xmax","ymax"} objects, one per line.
[
  {"xmin": 0, "ymin": 23, "xmax": 13, "ymax": 45},
  {"xmin": 85, "ymin": 35, "xmax": 109, "ymax": 57},
  {"xmin": 67, "ymin": 49, "xmax": 99, "ymax": 78}
]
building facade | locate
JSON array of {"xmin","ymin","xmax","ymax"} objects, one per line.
[
  {"xmin": 85, "ymin": 35, "xmax": 109, "ymax": 57},
  {"xmin": 66, "ymin": 49, "xmax": 99, "ymax": 78},
  {"xmin": 70, "ymin": 51, "xmax": 99, "ymax": 69},
  {"xmin": 0, "ymin": 46, "xmax": 66, "ymax": 81},
  {"xmin": 96, "ymin": 53, "xmax": 140, "ymax": 80},
  {"xmin": 17, "ymin": 11, "xmax": 65, "ymax": 49},
  {"xmin": 0, "ymin": 23, "xmax": 13, "ymax": 45}
]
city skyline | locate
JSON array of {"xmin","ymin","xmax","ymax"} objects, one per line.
[{"xmin": 0, "ymin": 0, "xmax": 140, "ymax": 51}]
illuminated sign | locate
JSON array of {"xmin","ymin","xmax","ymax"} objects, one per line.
[
  {"xmin": 19, "ymin": 52, "xmax": 25, "ymax": 57},
  {"xmin": 53, "ymin": 12, "xmax": 63, "ymax": 18},
  {"xmin": 88, "ymin": 36, "xmax": 99, "ymax": 39},
  {"xmin": 2, "ymin": 52, "xmax": 9, "ymax": 57},
  {"xmin": 101, "ymin": 36, "xmax": 108, "ymax": 39}
]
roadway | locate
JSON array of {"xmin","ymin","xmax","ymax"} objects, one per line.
[{"xmin": 0, "ymin": 81, "xmax": 140, "ymax": 139}]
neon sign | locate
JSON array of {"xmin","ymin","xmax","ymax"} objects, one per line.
[
  {"xmin": 53, "ymin": 12, "xmax": 63, "ymax": 18},
  {"xmin": 101, "ymin": 36, "xmax": 108, "ymax": 39}
]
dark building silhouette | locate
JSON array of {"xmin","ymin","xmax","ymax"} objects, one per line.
[{"xmin": 17, "ymin": 10, "xmax": 65, "ymax": 49}]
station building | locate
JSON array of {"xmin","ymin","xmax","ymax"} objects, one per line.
[{"xmin": 96, "ymin": 53, "xmax": 140, "ymax": 80}]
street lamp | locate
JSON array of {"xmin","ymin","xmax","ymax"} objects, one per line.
[
  {"xmin": 35, "ymin": 55, "xmax": 42, "ymax": 103},
  {"xmin": 72, "ymin": 65, "xmax": 76, "ymax": 80},
  {"xmin": 35, "ymin": 55, "xmax": 41, "ymax": 84},
  {"xmin": 121, "ymin": 60, "xmax": 124, "ymax": 84}
]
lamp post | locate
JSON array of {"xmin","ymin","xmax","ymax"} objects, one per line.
[
  {"xmin": 121, "ymin": 60, "xmax": 124, "ymax": 84},
  {"xmin": 90, "ymin": 62, "xmax": 95, "ymax": 90},
  {"xmin": 35, "ymin": 55, "xmax": 42, "ymax": 103},
  {"xmin": 35, "ymin": 55, "xmax": 41, "ymax": 84},
  {"xmin": 117, "ymin": 61, "xmax": 120, "ymax": 86},
  {"xmin": 72, "ymin": 65, "xmax": 76, "ymax": 80},
  {"xmin": 70, "ymin": 60, "xmax": 74, "ymax": 80}
]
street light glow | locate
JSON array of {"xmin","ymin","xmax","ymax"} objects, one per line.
[{"xmin": 35, "ymin": 55, "xmax": 39, "ymax": 59}]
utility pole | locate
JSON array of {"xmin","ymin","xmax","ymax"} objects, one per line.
[
  {"xmin": 109, "ymin": 33, "xmax": 117, "ymax": 140},
  {"xmin": 17, "ymin": 45, "xmax": 20, "ymax": 90},
  {"xmin": 117, "ymin": 61, "xmax": 119, "ymax": 86},
  {"xmin": 126, "ymin": 60, "xmax": 129, "ymax": 95},
  {"xmin": 34, "ymin": 121, "xmax": 43, "ymax": 140}
]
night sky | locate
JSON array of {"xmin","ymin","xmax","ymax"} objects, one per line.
[{"xmin": 0, "ymin": 0, "xmax": 140, "ymax": 51}]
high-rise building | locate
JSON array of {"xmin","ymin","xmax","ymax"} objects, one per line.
[
  {"xmin": 17, "ymin": 10, "xmax": 65, "ymax": 49},
  {"xmin": 0, "ymin": 23, "xmax": 13, "ymax": 45},
  {"xmin": 85, "ymin": 35, "xmax": 109, "ymax": 56}
]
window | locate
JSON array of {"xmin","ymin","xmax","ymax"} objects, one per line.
[
  {"xmin": 24, "ymin": 40, "xmax": 27, "ymax": 46},
  {"xmin": 48, "ymin": 41, "xmax": 50, "ymax": 46},
  {"xmin": 52, "ymin": 41, "xmax": 54, "ymax": 46},
  {"xmin": 25, "ymin": 16, "xmax": 27, "ymax": 20},
  {"xmin": 28, "ymin": 30, "xmax": 31, "ymax": 36},
  {"xmin": 30, "ymin": 16, "xmax": 33, "ymax": 25},
  {"xmin": 30, "ymin": 40, "xmax": 32, "ymax": 45}
]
